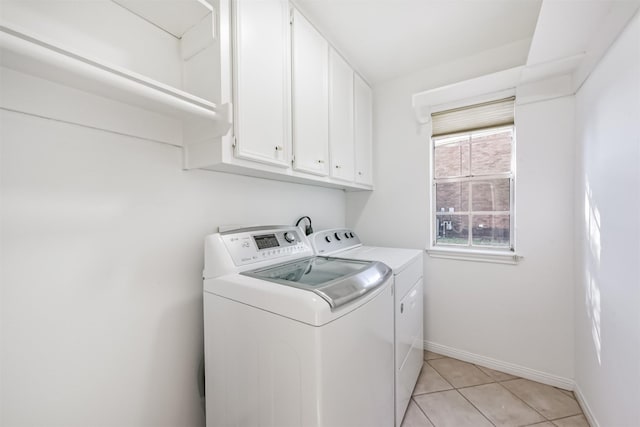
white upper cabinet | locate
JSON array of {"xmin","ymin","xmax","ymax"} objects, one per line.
[
  {"xmin": 232, "ymin": 0, "xmax": 291, "ymax": 168},
  {"xmin": 354, "ymin": 74, "xmax": 373, "ymax": 186},
  {"xmin": 329, "ymin": 49, "xmax": 355, "ymax": 182},
  {"xmin": 4, "ymin": 0, "xmax": 375, "ymax": 190},
  {"xmin": 291, "ymin": 9, "xmax": 329, "ymax": 176}
]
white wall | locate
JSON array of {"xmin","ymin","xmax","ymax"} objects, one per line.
[
  {"xmin": 573, "ymin": 11, "xmax": 640, "ymax": 427},
  {"xmin": 347, "ymin": 43, "xmax": 576, "ymax": 382},
  {"xmin": 0, "ymin": 106, "xmax": 345, "ymax": 426}
]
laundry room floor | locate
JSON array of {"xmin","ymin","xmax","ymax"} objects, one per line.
[{"xmin": 403, "ymin": 351, "xmax": 589, "ymax": 427}]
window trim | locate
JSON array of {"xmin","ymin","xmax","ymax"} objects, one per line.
[
  {"xmin": 426, "ymin": 247, "xmax": 523, "ymax": 265},
  {"xmin": 428, "ymin": 125, "xmax": 520, "ymax": 263}
]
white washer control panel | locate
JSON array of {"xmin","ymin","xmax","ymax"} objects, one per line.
[
  {"xmin": 311, "ymin": 228, "xmax": 362, "ymax": 255},
  {"xmin": 221, "ymin": 226, "xmax": 311, "ymax": 266}
]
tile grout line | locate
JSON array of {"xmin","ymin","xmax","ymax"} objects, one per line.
[
  {"xmin": 412, "ymin": 388, "xmax": 454, "ymax": 397},
  {"xmin": 466, "ymin": 362, "xmax": 555, "ymax": 423},
  {"xmin": 497, "ymin": 377, "xmax": 584, "ymax": 422},
  {"xmin": 427, "ymin": 358, "xmax": 496, "ymax": 389},
  {"xmin": 423, "ymin": 359, "xmax": 456, "ymax": 390},
  {"xmin": 410, "ymin": 396, "xmax": 437, "ymax": 427},
  {"xmin": 473, "ymin": 363, "xmax": 518, "ymax": 382},
  {"xmin": 453, "ymin": 388, "xmax": 498, "ymax": 427},
  {"xmin": 424, "ymin": 355, "xmax": 497, "ymax": 427},
  {"xmin": 437, "ymin": 360, "xmax": 550, "ymax": 425},
  {"xmin": 411, "ymin": 362, "xmax": 454, "ymax": 400},
  {"xmin": 413, "ymin": 359, "xmax": 449, "ymax": 426},
  {"xmin": 424, "ymin": 354, "xmax": 447, "ymax": 362},
  {"xmin": 547, "ymin": 413, "xmax": 586, "ymax": 425},
  {"xmin": 425, "ymin": 358, "xmax": 456, "ymax": 385},
  {"xmin": 492, "ymin": 380, "xmax": 551, "ymax": 423},
  {"xmin": 418, "ymin": 353, "xmax": 586, "ymax": 427}
]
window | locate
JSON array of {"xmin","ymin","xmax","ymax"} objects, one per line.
[{"xmin": 431, "ymin": 97, "xmax": 515, "ymax": 252}]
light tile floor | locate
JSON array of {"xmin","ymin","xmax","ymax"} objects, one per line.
[{"xmin": 402, "ymin": 351, "xmax": 590, "ymax": 427}]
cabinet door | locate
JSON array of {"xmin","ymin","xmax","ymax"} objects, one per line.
[
  {"xmin": 291, "ymin": 9, "xmax": 329, "ymax": 175},
  {"xmin": 233, "ymin": 0, "xmax": 290, "ymax": 167},
  {"xmin": 329, "ymin": 49, "xmax": 355, "ymax": 182},
  {"xmin": 354, "ymin": 74, "xmax": 373, "ymax": 185}
]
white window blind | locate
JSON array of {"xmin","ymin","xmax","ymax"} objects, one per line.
[{"xmin": 431, "ymin": 97, "xmax": 515, "ymax": 137}]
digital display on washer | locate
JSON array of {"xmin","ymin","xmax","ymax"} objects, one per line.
[{"xmin": 254, "ymin": 234, "xmax": 280, "ymax": 250}]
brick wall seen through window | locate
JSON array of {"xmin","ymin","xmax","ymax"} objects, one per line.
[{"xmin": 433, "ymin": 126, "xmax": 514, "ymax": 249}]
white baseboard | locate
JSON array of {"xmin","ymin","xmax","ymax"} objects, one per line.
[
  {"xmin": 573, "ymin": 383, "xmax": 600, "ymax": 427},
  {"xmin": 424, "ymin": 340, "xmax": 574, "ymax": 390}
]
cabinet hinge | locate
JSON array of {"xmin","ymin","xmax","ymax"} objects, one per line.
[
  {"xmin": 232, "ymin": 136, "xmax": 237, "ymax": 148},
  {"xmin": 291, "ymin": 155, "xmax": 295, "ymax": 164}
]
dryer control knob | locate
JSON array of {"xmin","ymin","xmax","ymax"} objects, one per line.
[
  {"xmin": 334, "ymin": 232, "xmax": 341, "ymax": 241},
  {"xmin": 325, "ymin": 235, "xmax": 332, "ymax": 243},
  {"xmin": 283, "ymin": 232, "xmax": 296, "ymax": 243}
]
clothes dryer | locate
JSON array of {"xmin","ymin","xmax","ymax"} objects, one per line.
[{"xmin": 310, "ymin": 229, "xmax": 424, "ymax": 426}]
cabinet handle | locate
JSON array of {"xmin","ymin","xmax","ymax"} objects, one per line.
[
  {"xmin": 275, "ymin": 145, "xmax": 283, "ymax": 151},
  {"xmin": 335, "ymin": 165, "xmax": 341, "ymax": 169},
  {"xmin": 400, "ymin": 303, "xmax": 404, "ymax": 314},
  {"xmin": 358, "ymin": 171, "xmax": 363, "ymax": 175},
  {"xmin": 317, "ymin": 159, "xmax": 324, "ymax": 164}
]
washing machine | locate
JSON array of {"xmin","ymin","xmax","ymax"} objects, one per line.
[
  {"xmin": 310, "ymin": 229, "xmax": 424, "ymax": 427},
  {"xmin": 203, "ymin": 225, "xmax": 395, "ymax": 427}
]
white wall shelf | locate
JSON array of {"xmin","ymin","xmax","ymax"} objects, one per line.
[
  {"xmin": 0, "ymin": 23, "xmax": 231, "ymax": 141},
  {"xmin": 112, "ymin": 0, "xmax": 213, "ymax": 38}
]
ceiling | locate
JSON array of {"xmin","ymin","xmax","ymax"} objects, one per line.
[{"xmin": 294, "ymin": 0, "xmax": 543, "ymax": 84}]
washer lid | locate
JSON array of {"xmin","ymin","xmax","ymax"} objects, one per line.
[{"xmin": 242, "ymin": 256, "xmax": 392, "ymax": 309}]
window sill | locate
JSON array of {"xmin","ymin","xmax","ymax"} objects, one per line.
[{"xmin": 426, "ymin": 247, "xmax": 523, "ymax": 265}]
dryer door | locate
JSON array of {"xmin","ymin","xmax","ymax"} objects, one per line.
[{"xmin": 396, "ymin": 278, "xmax": 424, "ymax": 425}]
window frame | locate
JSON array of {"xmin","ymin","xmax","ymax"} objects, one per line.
[{"xmin": 429, "ymin": 124, "xmax": 517, "ymax": 255}]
